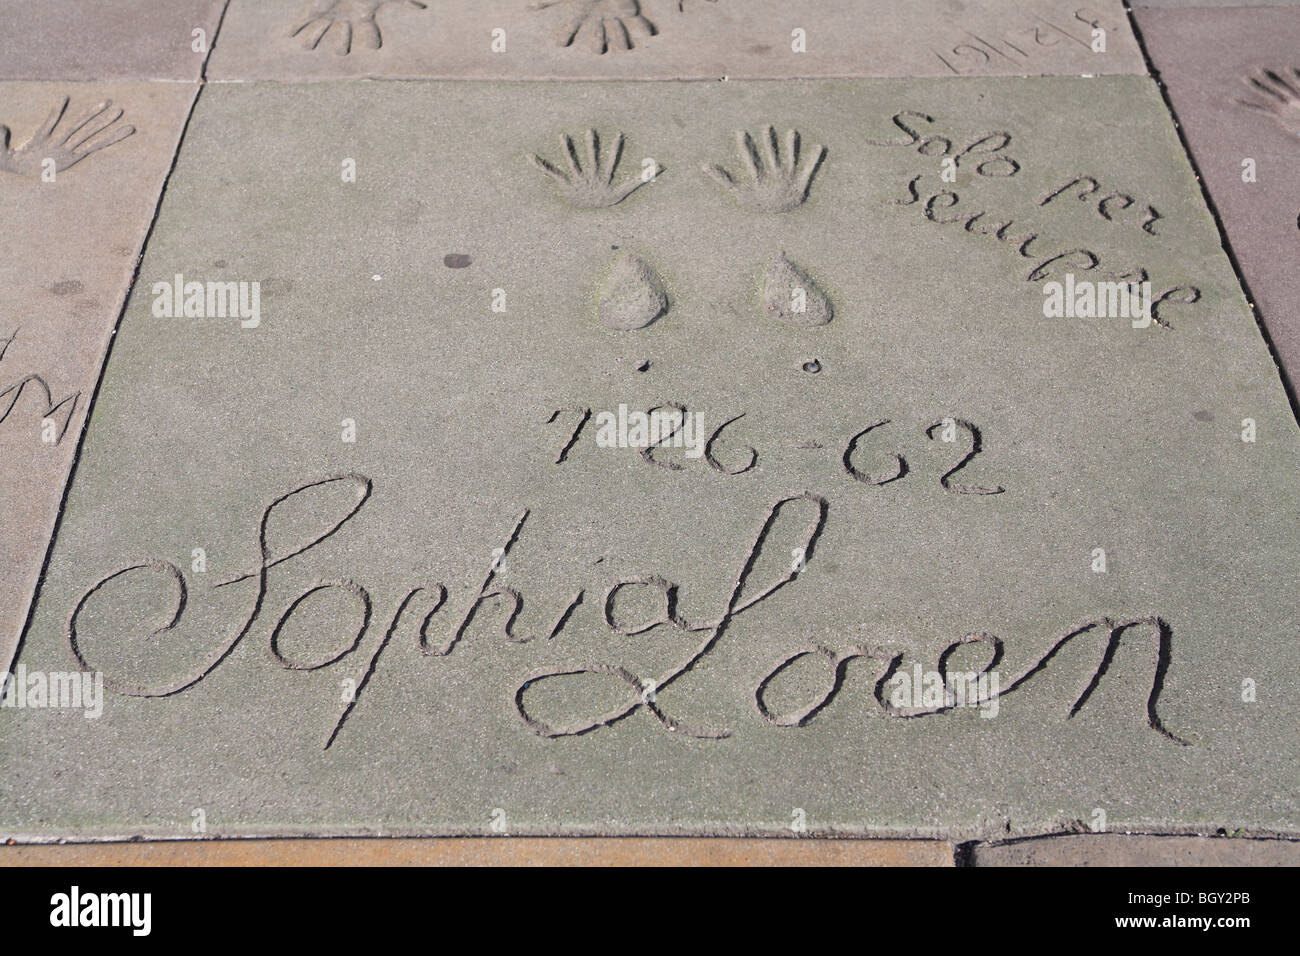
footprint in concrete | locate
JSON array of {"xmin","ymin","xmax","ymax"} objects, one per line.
[
  {"xmin": 762, "ymin": 253, "xmax": 831, "ymax": 326},
  {"xmin": 599, "ymin": 253, "xmax": 667, "ymax": 331}
]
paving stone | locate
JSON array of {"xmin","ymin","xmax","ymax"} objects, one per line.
[
  {"xmin": 968, "ymin": 834, "xmax": 1300, "ymax": 866},
  {"xmin": 1136, "ymin": 5, "xmax": 1300, "ymax": 391},
  {"xmin": 2, "ymin": 77, "xmax": 1297, "ymax": 841},
  {"xmin": 1133, "ymin": 2, "xmax": 1300, "ymax": 8},
  {"xmin": 0, "ymin": 837, "xmax": 954, "ymax": 866},
  {"xmin": 206, "ymin": 0, "xmax": 1146, "ymax": 81},
  {"xmin": 0, "ymin": 1, "xmax": 226, "ymax": 81},
  {"xmin": 0, "ymin": 81, "xmax": 197, "ymax": 682}
]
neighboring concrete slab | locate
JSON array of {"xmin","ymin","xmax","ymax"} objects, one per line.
[
  {"xmin": 0, "ymin": 837, "xmax": 953, "ymax": 866},
  {"xmin": 969, "ymin": 834, "xmax": 1300, "ymax": 866},
  {"xmin": 207, "ymin": 0, "xmax": 1145, "ymax": 81},
  {"xmin": 0, "ymin": 1, "xmax": 226, "ymax": 81},
  {"xmin": 1136, "ymin": 5, "xmax": 1300, "ymax": 391},
  {"xmin": 0, "ymin": 81, "xmax": 196, "ymax": 682},
  {"xmin": 1133, "ymin": 2, "xmax": 1300, "ymax": 8},
  {"xmin": 2, "ymin": 77, "xmax": 1296, "ymax": 841}
]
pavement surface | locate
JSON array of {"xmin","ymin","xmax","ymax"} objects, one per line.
[{"xmin": 0, "ymin": 0, "xmax": 1295, "ymax": 865}]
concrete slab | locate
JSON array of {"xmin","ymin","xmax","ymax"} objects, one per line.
[
  {"xmin": 968, "ymin": 834, "xmax": 1300, "ymax": 866},
  {"xmin": 1133, "ymin": 2, "xmax": 1300, "ymax": 8},
  {"xmin": 206, "ymin": 0, "xmax": 1146, "ymax": 81},
  {"xmin": 0, "ymin": 81, "xmax": 197, "ymax": 682},
  {"xmin": 0, "ymin": 837, "xmax": 954, "ymax": 866},
  {"xmin": 1136, "ymin": 5, "xmax": 1300, "ymax": 391},
  {"xmin": 0, "ymin": 1, "xmax": 227, "ymax": 81},
  {"xmin": 2, "ymin": 77, "xmax": 1297, "ymax": 841}
]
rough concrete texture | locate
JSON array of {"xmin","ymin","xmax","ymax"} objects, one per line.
[
  {"xmin": 969, "ymin": 834, "xmax": 1300, "ymax": 866},
  {"xmin": 1134, "ymin": 2, "xmax": 1300, "ymax": 7},
  {"xmin": 0, "ymin": 81, "xmax": 198, "ymax": 681},
  {"xmin": 1, "ymin": 77, "xmax": 1297, "ymax": 842},
  {"xmin": 1136, "ymin": 5, "xmax": 1300, "ymax": 391},
  {"xmin": 0, "ymin": 837, "xmax": 953, "ymax": 866},
  {"xmin": 0, "ymin": 1, "xmax": 226, "ymax": 81},
  {"xmin": 206, "ymin": 0, "xmax": 1146, "ymax": 81}
]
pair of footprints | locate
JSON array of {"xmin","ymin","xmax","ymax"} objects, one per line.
[
  {"xmin": 530, "ymin": 125, "xmax": 827, "ymax": 212},
  {"xmin": 597, "ymin": 251, "xmax": 831, "ymax": 331}
]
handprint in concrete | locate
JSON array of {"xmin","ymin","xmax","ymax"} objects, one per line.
[
  {"xmin": 0, "ymin": 96, "xmax": 134, "ymax": 178},
  {"xmin": 289, "ymin": 0, "xmax": 427, "ymax": 54},
  {"xmin": 1236, "ymin": 67, "xmax": 1300, "ymax": 137},
  {"xmin": 529, "ymin": 128, "xmax": 651, "ymax": 207},
  {"xmin": 704, "ymin": 125, "xmax": 827, "ymax": 213},
  {"xmin": 531, "ymin": 1, "xmax": 658, "ymax": 54}
]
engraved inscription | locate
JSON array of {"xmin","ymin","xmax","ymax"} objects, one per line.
[
  {"xmin": 754, "ymin": 617, "xmax": 1188, "ymax": 746},
  {"xmin": 546, "ymin": 400, "xmax": 1003, "ymax": 494},
  {"xmin": 930, "ymin": 8, "xmax": 1117, "ymax": 76},
  {"xmin": 0, "ymin": 330, "xmax": 80, "ymax": 443},
  {"xmin": 1038, "ymin": 175, "xmax": 1162, "ymax": 237},
  {"xmin": 60, "ymin": 469, "xmax": 1190, "ymax": 751},
  {"xmin": 872, "ymin": 110, "xmax": 1201, "ymax": 329}
]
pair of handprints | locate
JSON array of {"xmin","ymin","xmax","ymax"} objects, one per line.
[
  {"xmin": 290, "ymin": 0, "xmax": 714, "ymax": 56},
  {"xmin": 530, "ymin": 124, "xmax": 826, "ymax": 212}
]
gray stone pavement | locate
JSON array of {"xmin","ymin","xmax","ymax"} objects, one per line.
[
  {"xmin": 205, "ymin": 0, "xmax": 1145, "ymax": 80},
  {"xmin": 1135, "ymin": 4, "xmax": 1300, "ymax": 390},
  {"xmin": 0, "ymin": 1, "xmax": 1295, "ymax": 863}
]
